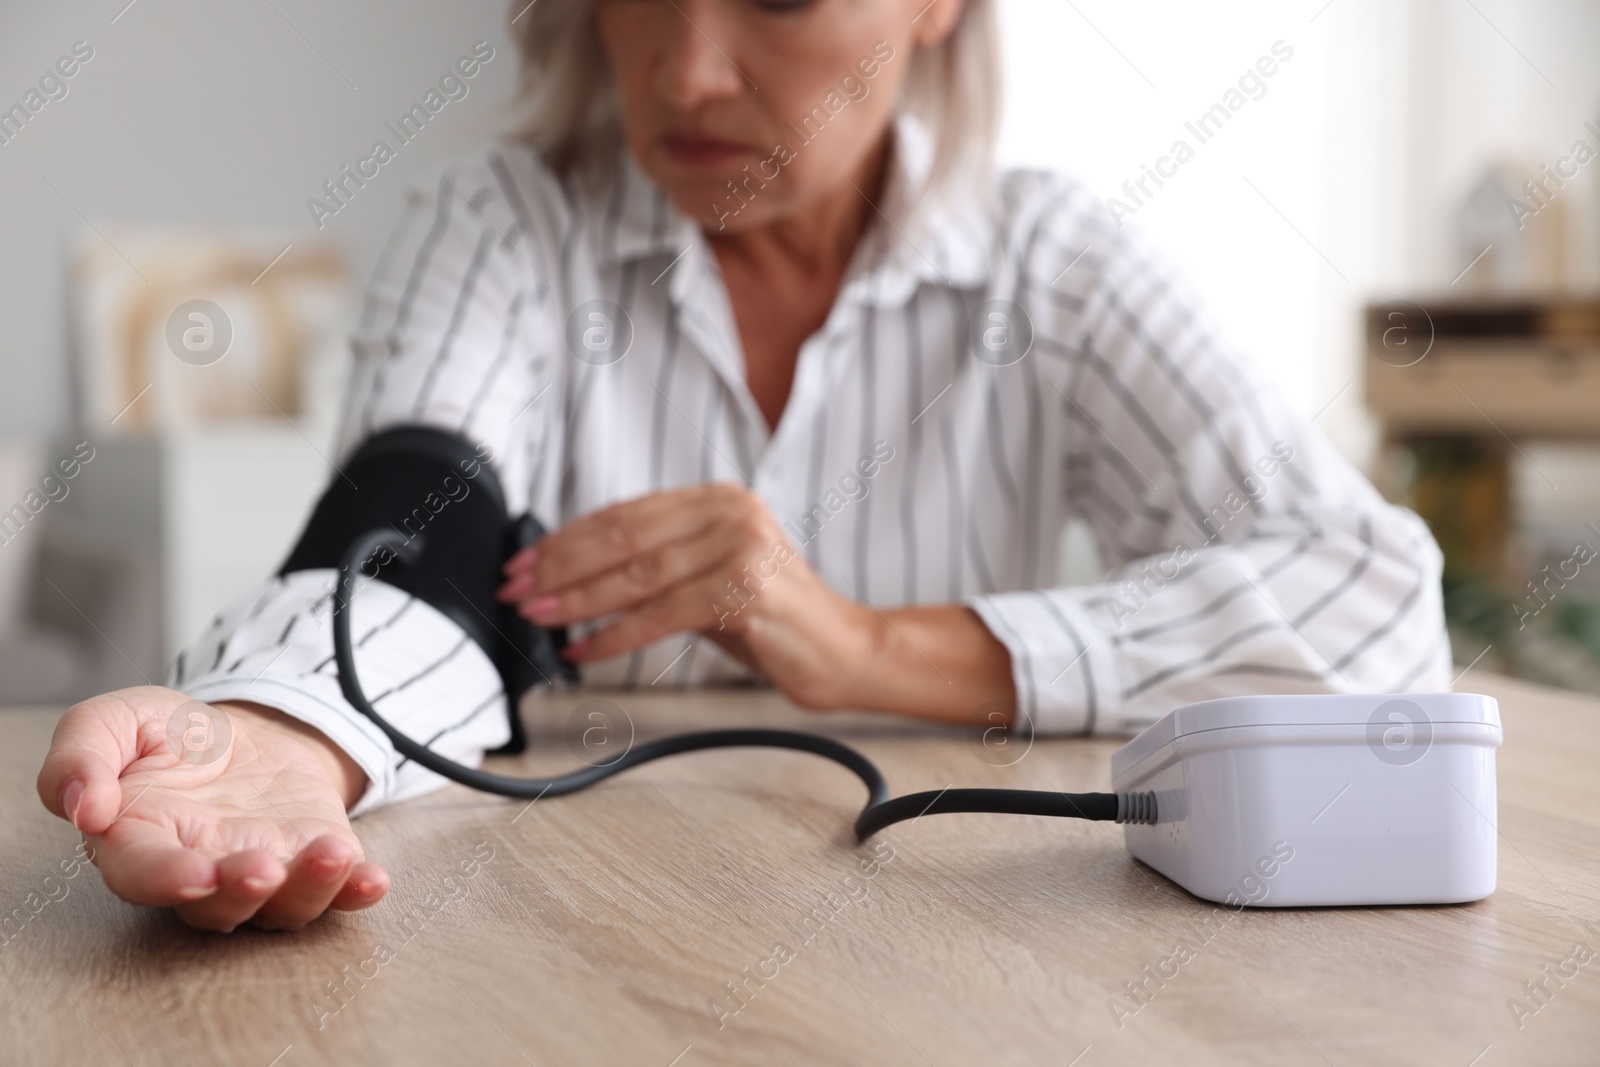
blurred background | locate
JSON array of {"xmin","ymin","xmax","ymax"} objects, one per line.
[{"xmin": 2, "ymin": 0, "xmax": 1598, "ymax": 704}]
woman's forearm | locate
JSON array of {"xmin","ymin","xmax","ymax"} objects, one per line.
[{"xmin": 843, "ymin": 605, "xmax": 1017, "ymax": 727}]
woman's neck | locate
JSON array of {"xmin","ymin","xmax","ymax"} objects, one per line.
[
  {"xmin": 698, "ymin": 130, "xmax": 894, "ymax": 433},
  {"xmin": 705, "ymin": 131, "xmax": 892, "ymax": 281}
]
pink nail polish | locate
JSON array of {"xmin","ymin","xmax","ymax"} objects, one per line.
[
  {"xmin": 503, "ymin": 546, "xmax": 537, "ymax": 574},
  {"xmin": 525, "ymin": 594, "xmax": 560, "ymax": 618},
  {"xmin": 59, "ymin": 779, "xmax": 84, "ymax": 829},
  {"xmin": 498, "ymin": 576, "xmax": 533, "ymax": 601}
]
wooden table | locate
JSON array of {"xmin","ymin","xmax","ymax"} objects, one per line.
[{"xmin": 2, "ymin": 671, "xmax": 1597, "ymax": 1066}]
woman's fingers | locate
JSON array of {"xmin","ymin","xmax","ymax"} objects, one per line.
[
  {"xmin": 330, "ymin": 860, "xmax": 391, "ymax": 913},
  {"xmin": 88, "ymin": 817, "xmax": 218, "ymax": 908},
  {"xmin": 517, "ymin": 521, "xmax": 746, "ymax": 625},
  {"xmin": 569, "ymin": 575, "xmax": 730, "ymax": 662},
  {"xmin": 497, "ymin": 545, "xmax": 539, "ymax": 599},
  {"xmin": 502, "ymin": 544, "xmax": 537, "ymax": 575},
  {"xmin": 173, "ymin": 850, "xmax": 288, "ymax": 933},
  {"xmin": 517, "ymin": 485, "xmax": 735, "ymax": 595},
  {"xmin": 249, "ymin": 834, "xmax": 359, "ymax": 931},
  {"xmin": 37, "ymin": 694, "xmax": 144, "ymax": 836},
  {"xmin": 94, "ymin": 822, "xmax": 383, "ymax": 932}
]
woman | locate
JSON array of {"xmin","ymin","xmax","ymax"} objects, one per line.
[{"xmin": 36, "ymin": 0, "xmax": 1449, "ymax": 932}]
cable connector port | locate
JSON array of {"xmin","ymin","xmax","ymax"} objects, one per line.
[{"xmin": 1116, "ymin": 791, "xmax": 1158, "ymax": 825}]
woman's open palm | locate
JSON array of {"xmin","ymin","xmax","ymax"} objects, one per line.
[{"xmin": 37, "ymin": 686, "xmax": 389, "ymax": 931}]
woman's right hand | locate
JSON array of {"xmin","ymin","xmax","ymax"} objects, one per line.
[{"xmin": 35, "ymin": 686, "xmax": 389, "ymax": 932}]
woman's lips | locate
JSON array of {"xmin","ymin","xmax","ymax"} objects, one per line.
[{"xmin": 659, "ymin": 130, "xmax": 751, "ymax": 167}]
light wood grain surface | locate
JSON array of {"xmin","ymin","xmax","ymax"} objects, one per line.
[{"xmin": 2, "ymin": 671, "xmax": 1598, "ymax": 1066}]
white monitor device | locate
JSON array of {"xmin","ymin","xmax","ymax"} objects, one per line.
[{"xmin": 1111, "ymin": 693, "xmax": 1502, "ymax": 907}]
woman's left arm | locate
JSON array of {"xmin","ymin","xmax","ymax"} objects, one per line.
[{"xmin": 958, "ymin": 211, "xmax": 1453, "ymax": 738}]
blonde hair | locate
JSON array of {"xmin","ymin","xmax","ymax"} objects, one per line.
[{"xmin": 503, "ymin": 0, "xmax": 1000, "ymax": 200}]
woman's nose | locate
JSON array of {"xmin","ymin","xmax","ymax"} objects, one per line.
[{"xmin": 652, "ymin": 0, "xmax": 749, "ymax": 108}]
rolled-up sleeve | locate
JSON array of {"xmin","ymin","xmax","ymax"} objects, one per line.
[
  {"xmin": 169, "ymin": 572, "xmax": 507, "ymax": 816},
  {"xmin": 969, "ymin": 219, "xmax": 1451, "ymax": 737},
  {"xmin": 165, "ymin": 150, "xmax": 563, "ymax": 813}
]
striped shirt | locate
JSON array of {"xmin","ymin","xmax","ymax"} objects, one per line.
[{"xmin": 170, "ymin": 114, "xmax": 1451, "ymax": 815}]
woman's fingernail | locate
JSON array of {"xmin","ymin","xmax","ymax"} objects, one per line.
[
  {"xmin": 502, "ymin": 547, "xmax": 537, "ymax": 574},
  {"xmin": 59, "ymin": 779, "xmax": 84, "ymax": 828},
  {"xmin": 524, "ymin": 594, "xmax": 560, "ymax": 619},
  {"xmin": 176, "ymin": 884, "xmax": 218, "ymax": 901},
  {"xmin": 240, "ymin": 876, "xmax": 277, "ymax": 894},
  {"xmin": 354, "ymin": 880, "xmax": 379, "ymax": 896},
  {"xmin": 310, "ymin": 857, "xmax": 346, "ymax": 883},
  {"xmin": 498, "ymin": 574, "xmax": 535, "ymax": 601}
]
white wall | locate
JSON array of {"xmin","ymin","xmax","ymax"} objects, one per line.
[
  {"xmin": 996, "ymin": 0, "xmax": 1600, "ymax": 468},
  {"xmin": 1400, "ymin": 0, "xmax": 1600, "ymax": 288},
  {"xmin": 0, "ymin": 0, "xmax": 518, "ymax": 437}
]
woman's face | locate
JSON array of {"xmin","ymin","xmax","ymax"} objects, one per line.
[{"xmin": 595, "ymin": 0, "xmax": 964, "ymax": 234}]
